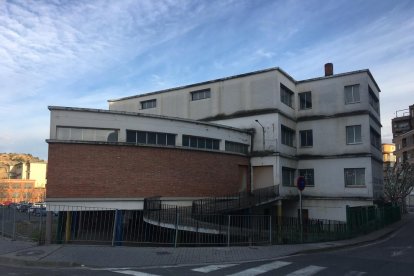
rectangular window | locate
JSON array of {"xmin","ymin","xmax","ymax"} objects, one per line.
[
  {"xmin": 282, "ymin": 167, "xmax": 296, "ymax": 186},
  {"xmin": 141, "ymin": 99, "xmax": 156, "ymax": 109},
  {"xmin": 225, "ymin": 141, "xmax": 249, "ymax": 154},
  {"xmin": 299, "ymin": 130, "xmax": 313, "ymax": 147},
  {"xmin": 182, "ymin": 135, "xmax": 220, "ymax": 150},
  {"xmin": 345, "ymin": 84, "xmax": 360, "ymax": 104},
  {"xmin": 57, "ymin": 127, "xmax": 119, "ymax": 142},
  {"xmin": 403, "ymin": 151, "xmax": 408, "ymax": 162},
  {"xmin": 346, "ymin": 125, "xmax": 362, "ymax": 144},
  {"xmin": 370, "ymin": 128, "xmax": 381, "ymax": 150},
  {"xmin": 402, "ymin": 138, "xmax": 407, "ymax": 148},
  {"xmin": 299, "ymin": 92, "xmax": 312, "ymax": 109},
  {"xmin": 191, "ymin": 89, "xmax": 211, "ymax": 101},
  {"xmin": 368, "ymin": 86, "xmax": 379, "ymax": 113},
  {"xmin": 299, "ymin": 169, "xmax": 314, "ymax": 187},
  {"xmin": 344, "ymin": 168, "xmax": 365, "ymax": 186},
  {"xmin": 281, "ymin": 125, "xmax": 295, "ymax": 147},
  {"xmin": 126, "ymin": 130, "xmax": 176, "ymax": 146},
  {"xmin": 280, "ymin": 83, "xmax": 294, "ymax": 108}
]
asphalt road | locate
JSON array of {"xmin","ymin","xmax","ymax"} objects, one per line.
[
  {"xmin": 0, "ymin": 213, "xmax": 412, "ymax": 275},
  {"xmin": 100, "ymin": 214, "xmax": 414, "ymax": 275}
]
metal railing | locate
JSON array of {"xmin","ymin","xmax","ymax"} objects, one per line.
[
  {"xmin": 192, "ymin": 185, "xmax": 279, "ymax": 215},
  {"xmin": 0, "ymin": 203, "xmax": 402, "ymax": 247}
]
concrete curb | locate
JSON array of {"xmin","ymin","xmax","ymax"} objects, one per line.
[{"xmin": 0, "ymin": 256, "xmax": 82, "ymax": 268}]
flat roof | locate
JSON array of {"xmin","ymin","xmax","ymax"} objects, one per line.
[
  {"xmin": 298, "ymin": 69, "xmax": 381, "ymax": 92},
  {"xmin": 48, "ymin": 106, "xmax": 252, "ymax": 134},
  {"xmin": 108, "ymin": 67, "xmax": 381, "ymax": 102},
  {"xmin": 108, "ymin": 67, "xmax": 296, "ymax": 102}
]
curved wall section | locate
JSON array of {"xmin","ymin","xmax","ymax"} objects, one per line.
[{"xmin": 47, "ymin": 143, "xmax": 250, "ymax": 199}]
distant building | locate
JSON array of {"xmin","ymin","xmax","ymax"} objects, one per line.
[
  {"xmin": 9, "ymin": 161, "xmax": 47, "ymax": 188},
  {"xmin": 47, "ymin": 63, "xmax": 383, "ymax": 222},
  {"xmin": 0, "ymin": 179, "xmax": 45, "ymax": 204},
  {"xmin": 382, "ymin": 143, "xmax": 396, "ymax": 168},
  {"xmin": 392, "ymin": 104, "xmax": 414, "ymax": 138},
  {"xmin": 391, "ymin": 104, "xmax": 414, "ymax": 206}
]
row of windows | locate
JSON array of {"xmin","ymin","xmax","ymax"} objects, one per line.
[
  {"xmin": 140, "ymin": 83, "xmax": 377, "ymax": 111},
  {"xmin": 140, "ymin": 89, "xmax": 212, "ymax": 109},
  {"xmin": 57, "ymin": 127, "xmax": 249, "ymax": 154},
  {"xmin": 126, "ymin": 130, "xmax": 176, "ymax": 146},
  {"xmin": 57, "ymin": 127, "xmax": 118, "ymax": 142},
  {"xmin": 182, "ymin": 135, "xmax": 220, "ymax": 150},
  {"xmin": 282, "ymin": 167, "xmax": 365, "ymax": 187},
  {"xmin": 0, "ymin": 183, "xmax": 33, "ymax": 189},
  {"xmin": 282, "ymin": 124, "xmax": 380, "ymax": 148}
]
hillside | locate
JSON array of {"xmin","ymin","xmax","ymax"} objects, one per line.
[{"xmin": 0, "ymin": 153, "xmax": 44, "ymax": 179}]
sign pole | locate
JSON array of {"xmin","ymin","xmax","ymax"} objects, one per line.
[{"xmin": 299, "ymin": 190, "xmax": 303, "ymax": 243}]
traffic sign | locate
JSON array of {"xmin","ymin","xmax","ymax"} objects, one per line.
[{"xmin": 297, "ymin": 176, "xmax": 306, "ymax": 191}]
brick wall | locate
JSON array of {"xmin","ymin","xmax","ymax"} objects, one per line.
[{"xmin": 47, "ymin": 143, "xmax": 250, "ymax": 199}]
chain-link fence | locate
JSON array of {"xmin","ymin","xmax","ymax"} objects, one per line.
[{"xmin": 0, "ymin": 204, "xmax": 402, "ymax": 247}]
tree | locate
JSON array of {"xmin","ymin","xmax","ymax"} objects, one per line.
[{"xmin": 384, "ymin": 162, "xmax": 414, "ymax": 213}]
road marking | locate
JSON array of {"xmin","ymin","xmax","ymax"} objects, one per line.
[
  {"xmin": 226, "ymin": 260, "xmax": 291, "ymax": 276},
  {"xmin": 285, "ymin": 265, "xmax": 326, "ymax": 276},
  {"xmin": 113, "ymin": 270, "xmax": 160, "ymax": 276},
  {"xmin": 192, "ymin": 264, "xmax": 237, "ymax": 273},
  {"xmin": 344, "ymin": 271, "xmax": 367, "ymax": 276}
]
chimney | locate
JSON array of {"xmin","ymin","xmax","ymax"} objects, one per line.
[{"xmin": 324, "ymin": 63, "xmax": 333, "ymax": 76}]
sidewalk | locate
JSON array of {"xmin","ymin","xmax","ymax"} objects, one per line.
[{"xmin": 0, "ymin": 213, "xmax": 412, "ymax": 269}]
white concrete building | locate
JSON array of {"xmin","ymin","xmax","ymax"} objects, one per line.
[{"xmin": 103, "ymin": 64, "xmax": 383, "ymax": 221}]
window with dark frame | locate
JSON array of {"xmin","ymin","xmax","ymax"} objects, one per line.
[
  {"xmin": 281, "ymin": 125, "xmax": 295, "ymax": 147},
  {"xmin": 370, "ymin": 128, "xmax": 381, "ymax": 150},
  {"xmin": 282, "ymin": 167, "xmax": 296, "ymax": 186},
  {"xmin": 345, "ymin": 84, "xmax": 360, "ymax": 104},
  {"xmin": 126, "ymin": 130, "xmax": 176, "ymax": 146},
  {"xmin": 225, "ymin": 141, "xmax": 249, "ymax": 154},
  {"xmin": 299, "ymin": 169, "xmax": 314, "ymax": 186},
  {"xmin": 344, "ymin": 168, "xmax": 365, "ymax": 186},
  {"xmin": 300, "ymin": 130, "xmax": 313, "ymax": 147},
  {"xmin": 280, "ymin": 83, "xmax": 294, "ymax": 108},
  {"xmin": 191, "ymin": 89, "xmax": 211, "ymax": 101},
  {"xmin": 182, "ymin": 135, "xmax": 219, "ymax": 150},
  {"xmin": 141, "ymin": 99, "xmax": 156, "ymax": 109},
  {"xmin": 299, "ymin": 92, "xmax": 312, "ymax": 109},
  {"xmin": 346, "ymin": 125, "xmax": 362, "ymax": 144},
  {"xmin": 368, "ymin": 86, "xmax": 379, "ymax": 113}
]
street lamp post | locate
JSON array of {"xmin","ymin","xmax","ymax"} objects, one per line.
[{"xmin": 255, "ymin": 120, "xmax": 265, "ymax": 151}]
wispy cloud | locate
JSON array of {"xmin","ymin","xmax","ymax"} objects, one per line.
[{"xmin": 1, "ymin": 0, "xmax": 413, "ymax": 157}]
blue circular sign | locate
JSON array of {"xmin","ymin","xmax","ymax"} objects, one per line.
[{"xmin": 297, "ymin": 176, "xmax": 306, "ymax": 191}]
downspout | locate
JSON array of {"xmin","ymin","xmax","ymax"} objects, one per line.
[{"xmin": 249, "ymin": 128, "xmax": 255, "ymax": 193}]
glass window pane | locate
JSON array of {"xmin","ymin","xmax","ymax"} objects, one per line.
[
  {"xmin": 107, "ymin": 131, "xmax": 118, "ymax": 142},
  {"xmin": 167, "ymin": 134, "xmax": 175, "ymax": 146},
  {"xmin": 182, "ymin": 135, "xmax": 189, "ymax": 147},
  {"xmin": 190, "ymin": 137, "xmax": 197, "ymax": 148},
  {"xmin": 147, "ymin": 132, "xmax": 156, "ymax": 144},
  {"xmin": 137, "ymin": 131, "xmax": 147, "ymax": 144},
  {"xmin": 57, "ymin": 127, "xmax": 71, "ymax": 140},
  {"xmin": 197, "ymin": 137, "xmax": 206, "ymax": 149},
  {"xmin": 206, "ymin": 139, "xmax": 212, "ymax": 149},
  {"xmin": 71, "ymin": 128, "xmax": 82, "ymax": 140},
  {"xmin": 126, "ymin": 130, "xmax": 136, "ymax": 143},
  {"xmin": 212, "ymin": 140, "xmax": 219, "ymax": 150},
  {"xmin": 355, "ymin": 125, "xmax": 361, "ymax": 142},
  {"xmin": 353, "ymin": 85, "xmax": 360, "ymax": 102},
  {"xmin": 157, "ymin": 133, "xmax": 166, "ymax": 145}
]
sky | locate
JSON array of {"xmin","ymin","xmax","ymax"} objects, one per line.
[{"xmin": 1, "ymin": 0, "xmax": 413, "ymax": 160}]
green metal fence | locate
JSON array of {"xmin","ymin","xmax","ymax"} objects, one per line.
[{"xmin": 346, "ymin": 205, "xmax": 401, "ymax": 237}]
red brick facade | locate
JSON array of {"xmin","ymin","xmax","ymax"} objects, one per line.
[
  {"xmin": 47, "ymin": 143, "xmax": 250, "ymax": 199},
  {"xmin": 0, "ymin": 179, "xmax": 46, "ymax": 204}
]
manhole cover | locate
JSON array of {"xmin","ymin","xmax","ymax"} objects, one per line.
[
  {"xmin": 16, "ymin": 250, "xmax": 45, "ymax": 257},
  {"xmin": 156, "ymin": 251, "xmax": 171, "ymax": 255}
]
